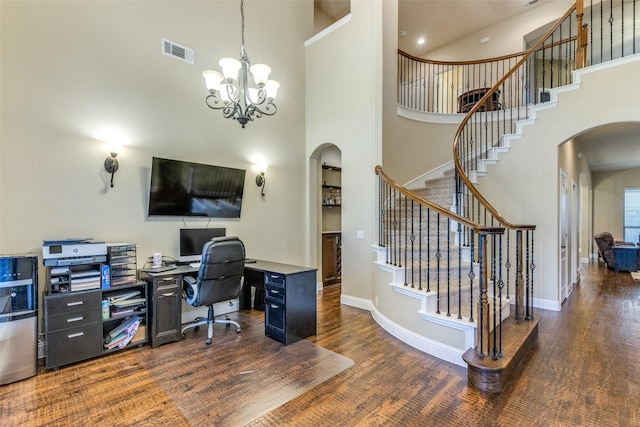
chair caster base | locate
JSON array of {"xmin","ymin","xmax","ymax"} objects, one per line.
[{"xmin": 205, "ymin": 338, "xmax": 212, "ymax": 345}]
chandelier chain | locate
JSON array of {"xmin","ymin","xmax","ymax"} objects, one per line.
[{"xmin": 240, "ymin": 0, "xmax": 246, "ymax": 59}]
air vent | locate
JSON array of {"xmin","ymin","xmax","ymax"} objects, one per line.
[
  {"xmin": 161, "ymin": 38, "xmax": 194, "ymax": 64},
  {"xmin": 523, "ymin": 0, "xmax": 544, "ymax": 7}
]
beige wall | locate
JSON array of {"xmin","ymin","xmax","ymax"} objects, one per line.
[
  {"xmin": 593, "ymin": 169, "xmax": 640, "ymax": 241},
  {"xmin": 477, "ymin": 58, "xmax": 640, "ymax": 307},
  {"xmin": 306, "ymin": 0, "xmax": 383, "ymax": 301},
  {"xmin": 0, "ymin": 1, "xmax": 312, "ymax": 303}
]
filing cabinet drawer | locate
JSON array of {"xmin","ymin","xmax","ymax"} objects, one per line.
[
  {"xmin": 46, "ymin": 307, "xmax": 101, "ymax": 332},
  {"xmin": 155, "ymin": 276, "xmax": 180, "ymax": 291},
  {"xmin": 265, "ymin": 282, "xmax": 285, "ymax": 303},
  {"xmin": 46, "ymin": 323, "xmax": 102, "ymax": 369},
  {"xmin": 45, "ymin": 290, "xmax": 101, "ymax": 313},
  {"xmin": 265, "ymin": 272, "xmax": 285, "ymax": 288},
  {"xmin": 265, "ymin": 298, "xmax": 286, "ymax": 344}
]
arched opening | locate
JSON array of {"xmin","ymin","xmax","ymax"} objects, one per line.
[{"xmin": 309, "ymin": 143, "xmax": 342, "ymax": 290}]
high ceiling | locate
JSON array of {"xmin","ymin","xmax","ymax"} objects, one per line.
[
  {"xmin": 316, "ymin": 0, "xmax": 541, "ymax": 56},
  {"xmin": 397, "ymin": 0, "xmax": 539, "ymax": 56}
]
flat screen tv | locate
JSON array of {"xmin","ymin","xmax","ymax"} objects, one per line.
[
  {"xmin": 148, "ymin": 157, "xmax": 246, "ymax": 218},
  {"xmin": 179, "ymin": 228, "xmax": 226, "ymax": 263}
]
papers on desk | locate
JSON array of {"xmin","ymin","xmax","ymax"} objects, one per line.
[{"xmin": 106, "ymin": 289, "xmax": 145, "ymax": 317}]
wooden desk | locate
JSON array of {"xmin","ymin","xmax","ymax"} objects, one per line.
[
  {"xmin": 141, "ymin": 260, "xmax": 317, "ymax": 347},
  {"xmin": 243, "ymin": 260, "xmax": 317, "ymax": 345}
]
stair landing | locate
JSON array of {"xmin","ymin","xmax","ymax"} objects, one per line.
[{"xmin": 462, "ymin": 314, "xmax": 540, "ymax": 393}]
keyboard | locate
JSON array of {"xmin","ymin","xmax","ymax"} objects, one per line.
[{"xmin": 188, "ymin": 262, "xmax": 201, "ymax": 269}]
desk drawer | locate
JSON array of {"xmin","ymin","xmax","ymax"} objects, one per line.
[
  {"xmin": 46, "ymin": 322, "xmax": 102, "ymax": 368},
  {"xmin": 265, "ymin": 299, "xmax": 285, "ymax": 331},
  {"xmin": 265, "ymin": 272, "xmax": 285, "ymax": 288},
  {"xmin": 46, "ymin": 307, "xmax": 101, "ymax": 332},
  {"xmin": 155, "ymin": 276, "xmax": 180, "ymax": 290},
  {"xmin": 265, "ymin": 282, "xmax": 285, "ymax": 303},
  {"xmin": 45, "ymin": 290, "xmax": 101, "ymax": 313}
]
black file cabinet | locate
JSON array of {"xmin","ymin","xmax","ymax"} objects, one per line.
[
  {"xmin": 264, "ymin": 269, "xmax": 316, "ymax": 345},
  {"xmin": 145, "ymin": 273, "xmax": 182, "ymax": 348},
  {"xmin": 44, "ymin": 290, "xmax": 103, "ymax": 369}
]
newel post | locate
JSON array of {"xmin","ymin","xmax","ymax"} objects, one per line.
[
  {"xmin": 477, "ymin": 232, "xmax": 490, "ymax": 358},
  {"xmin": 515, "ymin": 230, "xmax": 525, "ymax": 320},
  {"xmin": 576, "ymin": 0, "xmax": 588, "ymax": 69}
]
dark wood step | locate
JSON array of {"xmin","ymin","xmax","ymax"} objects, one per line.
[{"xmin": 462, "ymin": 314, "xmax": 539, "ymax": 393}]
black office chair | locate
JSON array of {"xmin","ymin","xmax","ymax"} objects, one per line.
[{"xmin": 182, "ymin": 236, "xmax": 245, "ymax": 344}]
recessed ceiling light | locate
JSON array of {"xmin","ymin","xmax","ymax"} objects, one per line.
[{"xmin": 417, "ymin": 37, "xmax": 425, "ymax": 45}]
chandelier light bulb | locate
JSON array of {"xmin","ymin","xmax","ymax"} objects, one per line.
[
  {"xmin": 219, "ymin": 57, "xmax": 241, "ymax": 82},
  {"xmin": 202, "ymin": 70, "xmax": 224, "ymax": 92},
  {"xmin": 249, "ymin": 63, "xmax": 271, "ymax": 86},
  {"xmin": 264, "ymin": 80, "xmax": 280, "ymax": 100}
]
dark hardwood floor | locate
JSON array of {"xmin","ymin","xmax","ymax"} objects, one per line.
[{"xmin": 2, "ymin": 262, "xmax": 639, "ymax": 426}]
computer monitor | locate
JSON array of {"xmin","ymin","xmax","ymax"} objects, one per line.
[{"xmin": 179, "ymin": 228, "xmax": 226, "ymax": 263}]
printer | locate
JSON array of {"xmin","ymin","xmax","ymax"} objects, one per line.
[{"xmin": 42, "ymin": 238, "xmax": 107, "ymax": 267}]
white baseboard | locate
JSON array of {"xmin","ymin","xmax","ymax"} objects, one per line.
[{"xmin": 340, "ymin": 294, "xmax": 372, "ymax": 311}]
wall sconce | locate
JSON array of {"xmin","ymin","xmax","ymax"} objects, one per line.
[
  {"xmin": 255, "ymin": 164, "xmax": 267, "ymax": 197},
  {"xmin": 104, "ymin": 150, "xmax": 119, "ymax": 188}
]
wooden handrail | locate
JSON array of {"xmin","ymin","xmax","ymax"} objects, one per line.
[
  {"xmin": 451, "ymin": 4, "xmax": 577, "ymax": 232},
  {"xmin": 398, "ymin": 36, "xmax": 577, "ymax": 66},
  {"xmin": 375, "ymin": 165, "xmax": 504, "ymax": 235}
]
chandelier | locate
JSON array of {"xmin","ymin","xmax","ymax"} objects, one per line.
[{"xmin": 202, "ymin": 0, "xmax": 279, "ymax": 128}]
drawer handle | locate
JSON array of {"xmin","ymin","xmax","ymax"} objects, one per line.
[
  {"xmin": 162, "ymin": 277, "xmax": 175, "ymax": 281},
  {"xmin": 67, "ymin": 316, "xmax": 84, "ymax": 323},
  {"xmin": 66, "ymin": 301, "xmax": 84, "ymax": 307},
  {"xmin": 162, "ymin": 292, "xmax": 175, "ymax": 297},
  {"xmin": 67, "ymin": 332, "xmax": 84, "ymax": 339},
  {"xmin": 269, "ymin": 274, "xmax": 279, "ymax": 279},
  {"xmin": 270, "ymin": 290, "xmax": 280, "ymax": 294},
  {"xmin": 270, "ymin": 304, "xmax": 280, "ymax": 309}
]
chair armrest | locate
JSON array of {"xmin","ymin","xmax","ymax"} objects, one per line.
[{"xmin": 183, "ymin": 275, "xmax": 198, "ymax": 306}]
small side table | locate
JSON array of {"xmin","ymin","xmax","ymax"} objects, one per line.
[{"xmin": 614, "ymin": 246, "xmax": 638, "ymax": 272}]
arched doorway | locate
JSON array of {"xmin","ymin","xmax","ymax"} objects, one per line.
[{"xmin": 309, "ymin": 144, "xmax": 342, "ymax": 289}]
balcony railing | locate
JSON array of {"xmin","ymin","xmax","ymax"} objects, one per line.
[{"xmin": 399, "ymin": 0, "xmax": 640, "ymax": 115}]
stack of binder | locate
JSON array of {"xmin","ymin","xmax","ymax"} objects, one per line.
[{"xmin": 107, "ymin": 289, "xmax": 145, "ymax": 317}]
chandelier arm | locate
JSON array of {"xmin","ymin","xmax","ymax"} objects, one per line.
[
  {"xmin": 256, "ymin": 102, "xmax": 278, "ymax": 116},
  {"xmin": 205, "ymin": 94, "xmax": 225, "ymax": 110}
]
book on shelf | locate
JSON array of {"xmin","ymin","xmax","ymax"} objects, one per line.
[
  {"xmin": 70, "ymin": 280, "xmax": 101, "ymax": 292},
  {"xmin": 70, "ymin": 269, "xmax": 100, "ymax": 279},
  {"xmin": 111, "ymin": 277, "xmax": 138, "ymax": 287},
  {"xmin": 106, "ymin": 289, "xmax": 140, "ymax": 303}
]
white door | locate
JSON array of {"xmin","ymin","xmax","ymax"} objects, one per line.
[
  {"xmin": 569, "ymin": 180, "xmax": 579, "ymax": 297},
  {"xmin": 560, "ymin": 170, "xmax": 568, "ymax": 302}
]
